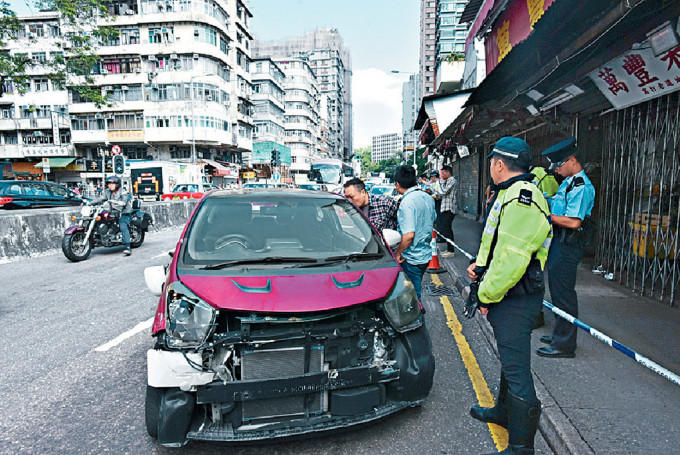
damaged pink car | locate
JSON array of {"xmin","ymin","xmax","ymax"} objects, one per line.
[{"xmin": 143, "ymin": 188, "xmax": 435, "ymax": 447}]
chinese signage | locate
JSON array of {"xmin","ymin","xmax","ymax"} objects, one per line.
[
  {"xmin": 590, "ymin": 46, "xmax": 680, "ymax": 110},
  {"xmin": 107, "ymin": 130, "xmax": 144, "ymax": 142},
  {"xmin": 485, "ymin": 0, "xmax": 557, "ymax": 74},
  {"xmin": 51, "ymin": 112, "xmax": 61, "ymax": 146},
  {"xmin": 86, "ymin": 158, "xmax": 113, "ymax": 173}
]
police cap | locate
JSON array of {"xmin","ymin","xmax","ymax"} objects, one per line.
[
  {"xmin": 542, "ymin": 137, "xmax": 577, "ymax": 170},
  {"xmin": 487, "ymin": 137, "xmax": 532, "ymax": 167}
]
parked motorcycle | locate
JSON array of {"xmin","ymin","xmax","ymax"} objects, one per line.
[{"xmin": 61, "ymin": 199, "xmax": 153, "ymax": 262}]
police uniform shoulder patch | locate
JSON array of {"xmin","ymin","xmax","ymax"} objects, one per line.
[
  {"xmin": 518, "ymin": 188, "xmax": 532, "ymax": 206},
  {"xmin": 572, "ymin": 176, "xmax": 585, "ymax": 187}
]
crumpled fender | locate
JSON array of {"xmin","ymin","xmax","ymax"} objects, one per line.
[{"xmin": 64, "ymin": 225, "xmax": 87, "ymax": 235}]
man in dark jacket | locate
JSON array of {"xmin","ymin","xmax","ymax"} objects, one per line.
[{"xmin": 91, "ymin": 176, "xmax": 133, "ymax": 256}]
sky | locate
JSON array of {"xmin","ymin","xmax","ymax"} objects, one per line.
[{"xmin": 8, "ymin": 0, "xmax": 421, "ymax": 149}]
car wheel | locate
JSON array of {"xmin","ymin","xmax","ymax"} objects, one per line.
[
  {"xmin": 385, "ymin": 323, "xmax": 435, "ymax": 402},
  {"xmin": 145, "ymin": 385, "xmax": 162, "ymax": 438}
]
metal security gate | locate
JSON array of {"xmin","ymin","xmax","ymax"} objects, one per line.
[{"xmin": 597, "ymin": 92, "xmax": 680, "ymax": 305}]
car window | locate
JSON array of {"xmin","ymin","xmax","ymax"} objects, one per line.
[
  {"xmin": 49, "ymin": 184, "xmax": 68, "ymax": 197},
  {"xmin": 24, "ymin": 183, "xmax": 50, "ymax": 196},
  {"xmin": 189, "ymin": 185, "xmax": 198, "ymax": 192},
  {"xmin": 7, "ymin": 184, "xmax": 22, "ymax": 195},
  {"xmin": 182, "ymin": 197, "xmax": 384, "ymax": 266}
]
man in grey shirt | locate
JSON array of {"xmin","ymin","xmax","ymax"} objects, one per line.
[{"xmin": 91, "ymin": 175, "xmax": 133, "ymax": 256}]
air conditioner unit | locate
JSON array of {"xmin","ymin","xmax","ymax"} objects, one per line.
[
  {"xmin": 148, "ymin": 55, "xmax": 157, "ymax": 61},
  {"xmin": 133, "ymin": 68, "xmax": 142, "ymax": 73},
  {"xmin": 104, "ymin": 86, "xmax": 113, "ymax": 91},
  {"xmin": 100, "ymin": 69, "xmax": 109, "ymax": 75},
  {"xmin": 193, "ymin": 53, "xmax": 199, "ymax": 60},
  {"xmin": 69, "ymin": 115, "xmax": 77, "ymax": 120},
  {"xmin": 125, "ymin": 10, "xmax": 135, "ymax": 15},
  {"xmin": 206, "ymin": 95, "xmax": 213, "ymax": 101},
  {"xmin": 94, "ymin": 114, "xmax": 103, "ymax": 119},
  {"xmin": 121, "ymin": 85, "xmax": 129, "ymax": 91},
  {"xmin": 170, "ymin": 53, "xmax": 178, "ymax": 60},
  {"xmin": 194, "ymin": 30, "xmax": 200, "ymax": 36}
]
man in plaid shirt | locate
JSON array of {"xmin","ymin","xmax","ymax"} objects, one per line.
[
  {"xmin": 343, "ymin": 178, "xmax": 398, "ymax": 232},
  {"xmin": 436, "ymin": 164, "xmax": 457, "ymax": 257}
]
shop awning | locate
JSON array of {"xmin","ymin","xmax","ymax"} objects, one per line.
[
  {"xmin": 34, "ymin": 158, "xmax": 76, "ymax": 168},
  {"xmin": 202, "ymin": 159, "xmax": 236, "ymax": 176}
]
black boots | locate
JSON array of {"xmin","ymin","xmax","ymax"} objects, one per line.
[
  {"xmin": 470, "ymin": 373, "xmax": 509, "ymax": 428},
  {"xmin": 483, "ymin": 393, "xmax": 542, "ymax": 455}
]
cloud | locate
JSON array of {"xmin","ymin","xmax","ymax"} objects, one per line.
[{"xmin": 352, "ymin": 68, "xmax": 404, "ymax": 149}]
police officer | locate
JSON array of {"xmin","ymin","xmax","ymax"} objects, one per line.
[
  {"xmin": 529, "ymin": 165, "xmax": 558, "ymax": 329},
  {"xmin": 537, "ymin": 137, "xmax": 595, "ymax": 358},
  {"xmin": 465, "ymin": 137, "xmax": 552, "ymax": 455}
]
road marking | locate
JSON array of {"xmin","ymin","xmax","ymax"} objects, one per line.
[
  {"xmin": 431, "ymin": 274, "xmax": 508, "ymax": 451},
  {"xmin": 95, "ymin": 317, "xmax": 154, "ymax": 352},
  {"xmin": 152, "ymin": 251, "xmax": 171, "ymax": 259}
]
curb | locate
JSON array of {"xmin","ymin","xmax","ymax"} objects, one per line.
[{"xmin": 438, "ymin": 251, "xmax": 594, "ymax": 455}]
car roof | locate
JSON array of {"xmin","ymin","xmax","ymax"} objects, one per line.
[{"xmin": 205, "ymin": 188, "xmax": 342, "ymax": 199}]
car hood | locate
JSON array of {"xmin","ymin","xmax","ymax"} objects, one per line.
[{"xmin": 178, "ymin": 267, "xmax": 400, "ymax": 313}]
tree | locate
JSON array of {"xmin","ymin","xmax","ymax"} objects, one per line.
[{"xmin": 1, "ymin": 0, "xmax": 116, "ymax": 106}]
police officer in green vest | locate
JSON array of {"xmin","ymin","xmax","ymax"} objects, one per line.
[{"xmin": 464, "ymin": 137, "xmax": 552, "ymax": 455}]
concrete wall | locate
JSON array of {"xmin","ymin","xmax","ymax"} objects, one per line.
[{"xmin": 0, "ymin": 200, "xmax": 199, "ymax": 262}]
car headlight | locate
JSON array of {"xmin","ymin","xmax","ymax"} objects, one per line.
[
  {"xmin": 81, "ymin": 205, "xmax": 94, "ymax": 217},
  {"xmin": 382, "ymin": 272, "xmax": 422, "ymax": 332},
  {"xmin": 165, "ymin": 281, "xmax": 217, "ymax": 349}
]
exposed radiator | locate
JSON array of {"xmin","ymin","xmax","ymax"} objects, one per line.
[{"xmin": 240, "ymin": 346, "xmax": 326, "ymax": 420}]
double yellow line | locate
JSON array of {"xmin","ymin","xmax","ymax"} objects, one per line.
[{"xmin": 431, "ymin": 274, "xmax": 508, "ymax": 451}]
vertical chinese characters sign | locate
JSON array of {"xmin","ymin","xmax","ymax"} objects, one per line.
[
  {"xmin": 590, "ymin": 46, "xmax": 680, "ymax": 109},
  {"xmin": 485, "ymin": 0, "xmax": 557, "ymax": 74}
]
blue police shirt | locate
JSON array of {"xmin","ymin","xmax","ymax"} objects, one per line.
[
  {"xmin": 549, "ymin": 170, "xmax": 595, "ymax": 220},
  {"xmin": 397, "ymin": 186, "xmax": 436, "ymax": 265}
]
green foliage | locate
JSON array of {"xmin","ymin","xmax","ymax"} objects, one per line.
[
  {"xmin": 0, "ymin": 0, "xmax": 115, "ymax": 106},
  {"xmin": 446, "ymin": 51, "xmax": 465, "ymax": 62}
]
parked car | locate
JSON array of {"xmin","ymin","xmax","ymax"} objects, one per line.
[
  {"xmin": 370, "ymin": 185, "xmax": 401, "ymax": 201},
  {"xmin": 298, "ymin": 183, "xmax": 329, "ymax": 191},
  {"xmin": 0, "ymin": 180, "xmax": 86, "ymax": 210},
  {"xmin": 161, "ymin": 183, "xmax": 218, "ymax": 201},
  {"xmin": 143, "ymin": 188, "xmax": 435, "ymax": 447}
]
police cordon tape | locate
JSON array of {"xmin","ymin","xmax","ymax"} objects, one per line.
[{"xmin": 433, "ymin": 228, "xmax": 680, "ymax": 388}]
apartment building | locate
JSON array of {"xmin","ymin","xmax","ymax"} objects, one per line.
[
  {"xmin": 419, "ymin": 1, "xmax": 438, "ymax": 103},
  {"xmin": 402, "ymin": 74, "xmax": 420, "ymax": 155},
  {"xmin": 0, "ymin": 12, "xmax": 72, "ymax": 181},
  {"xmin": 1, "ymin": 0, "xmax": 254, "ymax": 184},
  {"xmin": 437, "ymin": 1, "xmax": 469, "ymax": 58},
  {"xmin": 253, "ymin": 28, "xmax": 352, "ymax": 161},
  {"xmin": 274, "ymin": 58, "xmax": 321, "ymax": 180},
  {"xmin": 371, "ymin": 133, "xmax": 402, "ymax": 163}
]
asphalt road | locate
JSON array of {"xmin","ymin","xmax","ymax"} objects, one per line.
[{"xmin": 0, "ymin": 228, "xmax": 552, "ymax": 455}]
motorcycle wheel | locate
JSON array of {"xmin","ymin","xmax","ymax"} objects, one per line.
[
  {"xmin": 130, "ymin": 225, "xmax": 145, "ymax": 248},
  {"xmin": 62, "ymin": 231, "xmax": 92, "ymax": 262}
]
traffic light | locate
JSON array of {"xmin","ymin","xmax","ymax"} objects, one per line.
[
  {"xmin": 270, "ymin": 150, "xmax": 276, "ymax": 167},
  {"xmin": 113, "ymin": 154, "xmax": 125, "ymax": 176},
  {"xmin": 273, "ymin": 150, "xmax": 281, "ymax": 167}
]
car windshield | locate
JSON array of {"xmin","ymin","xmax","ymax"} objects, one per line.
[
  {"xmin": 181, "ymin": 196, "xmax": 386, "ymax": 267},
  {"xmin": 310, "ymin": 164, "xmax": 341, "ymax": 184},
  {"xmin": 370, "ymin": 186, "xmax": 392, "ymax": 195}
]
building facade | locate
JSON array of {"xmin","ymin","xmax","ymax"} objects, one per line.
[
  {"xmin": 419, "ymin": 1, "xmax": 438, "ymax": 103},
  {"xmin": 1, "ymin": 0, "xmax": 254, "ymax": 185},
  {"xmin": 402, "ymin": 74, "xmax": 420, "ymax": 155},
  {"xmin": 437, "ymin": 1, "xmax": 469, "ymax": 58},
  {"xmin": 275, "ymin": 58, "xmax": 321, "ymax": 181},
  {"xmin": 253, "ymin": 28, "xmax": 352, "ymax": 161},
  {"xmin": 371, "ymin": 133, "xmax": 402, "ymax": 163}
]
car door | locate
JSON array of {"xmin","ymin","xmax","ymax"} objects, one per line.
[
  {"xmin": 21, "ymin": 182, "xmax": 52, "ymax": 208},
  {"xmin": 48, "ymin": 183, "xmax": 78, "ymax": 206}
]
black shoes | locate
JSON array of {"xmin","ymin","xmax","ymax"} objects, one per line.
[
  {"xmin": 536, "ymin": 346, "xmax": 575, "ymax": 358},
  {"xmin": 539, "ymin": 335, "xmax": 552, "ymax": 344},
  {"xmin": 470, "ymin": 374, "xmax": 508, "ymax": 428}
]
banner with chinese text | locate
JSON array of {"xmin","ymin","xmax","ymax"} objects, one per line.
[
  {"xmin": 589, "ymin": 46, "xmax": 680, "ymax": 110},
  {"xmin": 485, "ymin": 0, "xmax": 557, "ymax": 74}
]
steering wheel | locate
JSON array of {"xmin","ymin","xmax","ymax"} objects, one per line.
[{"xmin": 214, "ymin": 234, "xmax": 254, "ymax": 250}]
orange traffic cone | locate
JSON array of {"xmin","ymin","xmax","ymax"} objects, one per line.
[{"xmin": 426, "ymin": 230, "xmax": 446, "ymax": 274}]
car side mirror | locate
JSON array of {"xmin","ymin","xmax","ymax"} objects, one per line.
[
  {"xmin": 144, "ymin": 266, "xmax": 166, "ymax": 296},
  {"xmin": 382, "ymin": 229, "xmax": 402, "ymax": 250}
]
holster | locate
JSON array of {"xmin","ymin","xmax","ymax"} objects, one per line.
[{"xmin": 506, "ymin": 258, "xmax": 545, "ymax": 298}]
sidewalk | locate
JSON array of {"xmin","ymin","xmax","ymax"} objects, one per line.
[{"xmin": 439, "ymin": 216, "xmax": 680, "ymax": 454}]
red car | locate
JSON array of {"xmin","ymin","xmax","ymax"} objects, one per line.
[
  {"xmin": 143, "ymin": 188, "xmax": 435, "ymax": 447},
  {"xmin": 161, "ymin": 183, "xmax": 218, "ymax": 201}
]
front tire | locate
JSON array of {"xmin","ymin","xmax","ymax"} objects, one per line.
[
  {"xmin": 130, "ymin": 225, "xmax": 145, "ymax": 248},
  {"xmin": 145, "ymin": 385, "xmax": 162, "ymax": 438},
  {"xmin": 61, "ymin": 232, "xmax": 92, "ymax": 262}
]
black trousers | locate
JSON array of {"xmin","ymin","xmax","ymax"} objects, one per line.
[
  {"xmin": 487, "ymin": 292, "xmax": 543, "ymax": 404},
  {"xmin": 439, "ymin": 210, "xmax": 455, "ymax": 251},
  {"xmin": 547, "ymin": 235, "xmax": 582, "ymax": 353}
]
